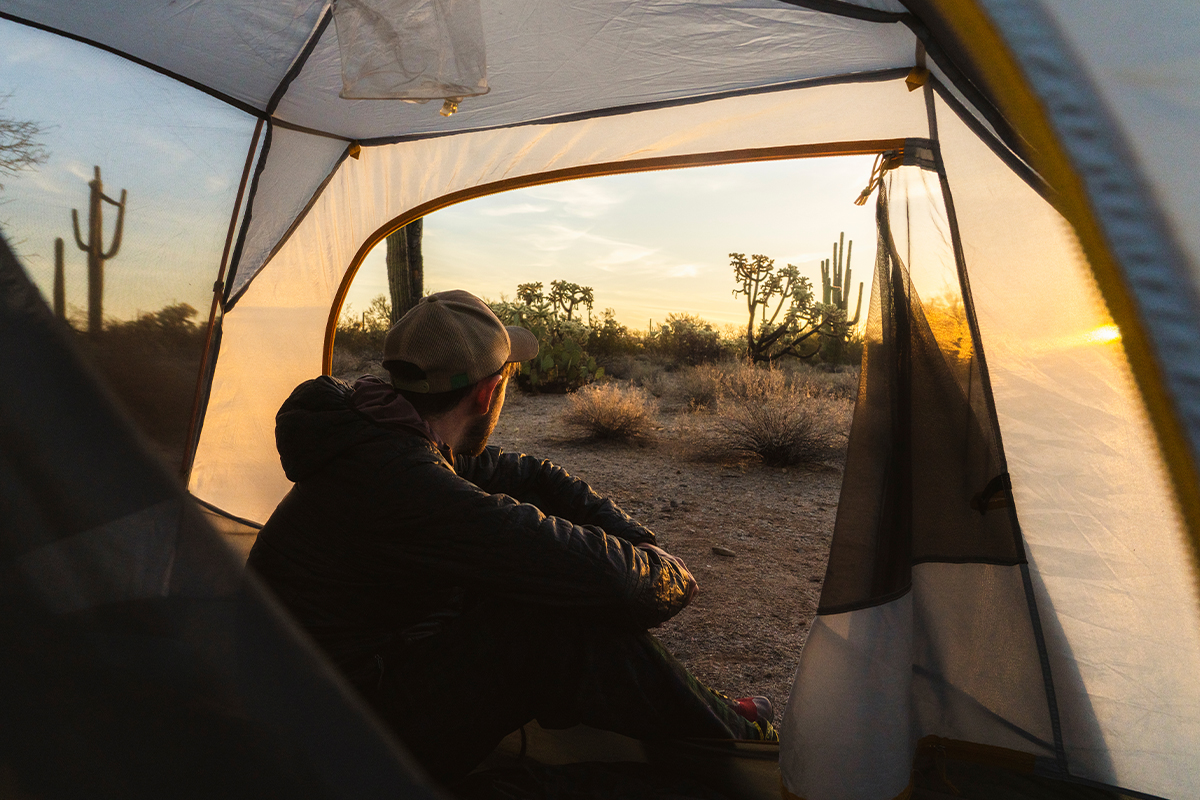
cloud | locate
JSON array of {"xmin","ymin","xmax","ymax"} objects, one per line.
[
  {"xmin": 527, "ymin": 182, "xmax": 627, "ymax": 218},
  {"xmin": 64, "ymin": 161, "xmax": 94, "ymax": 182},
  {"xmin": 205, "ymin": 174, "xmax": 231, "ymax": 193},
  {"xmin": 593, "ymin": 242, "xmax": 657, "ymax": 268},
  {"xmin": 480, "ymin": 202, "xmax": 549, "ymax": 217},
  {"xmin": 667, "ymin": 263, "xmax": 699, "ymax": 278},
  {"xmin": 520, "ymin": 224, "xmax": 591, "ymax": 253}
]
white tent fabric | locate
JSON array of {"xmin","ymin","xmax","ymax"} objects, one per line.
[
  {"xmin": 4, "ymin": 2, "xmax": 1200, "ymax": 799},
  {"xmin": 273, "ymin": 2, "xmax": 917, "ymax": 140},
  {"xmin": 228, "ymin": 126, "xmax": 349, "ymax": 301}
]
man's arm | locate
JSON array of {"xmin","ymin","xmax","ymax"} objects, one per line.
[
  {"xmin": 379, "ymin": 454, "xmax": 692, "ymax": 629},
  {"xmin": 453, "ymin": 446, "xmax": 656, "ymax": 545}
]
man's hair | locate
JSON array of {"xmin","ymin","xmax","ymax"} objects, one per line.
[{"xmin": 389, "ymin": 360, "xmax": 519, "ymax": 418}]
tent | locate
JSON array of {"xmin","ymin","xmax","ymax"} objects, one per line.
[{"xmin": 2, "ymin": 1, "xmax": 1199, "ymax": 798}]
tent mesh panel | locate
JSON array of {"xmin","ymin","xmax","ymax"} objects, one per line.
[{"xmin": 819, "ymin": 168, "xmax": 1024, "ymax": 614}]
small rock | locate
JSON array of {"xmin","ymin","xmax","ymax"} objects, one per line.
[
  {"xmin": 669, "ymin": 500, "xmax": 679, "ymax": 508},
  {"xmin": 808, "ymin": 575, "xmax": 822, "ymax": 582},
  {"xmin": 686, "ymin": 529, "xmax": 696, "ymax": 535},
  {"xmin": 712, "ymin": 546, "xmax": 737, "ymax": 557}
]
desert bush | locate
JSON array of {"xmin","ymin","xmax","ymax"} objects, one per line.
[
  {"xmin": 776, "ymin": 360, "xmax": 860, "ymax": 401},
  {"xmin": 623, "ymin": 357, "xmax": 676, "ymax": 398},
  {"xmin": 712, "ymin": 392, "xmax": 847, "ymax": 467},
  {"xmin": 335, "ymin": 294, "xmax": 391, "ymax": 354},
  {"xmin": 672, "ymin": 363, "xmax": 728, "ymax": 410},
  {"xmin": 587, "ymin": 308, "xmax": 643, "ymax": 361},
  {"xmin": 561, "ymin": 383, "xmax": 658, "ymax": 441},
  {"xmin": 681, "ymin": 362, "xmax": 849, "ymax": 466},
  {"xmin": 650, "ymin": 312, "xmax": 726, "ymax": 366},
  {"xmin": 490, "ymin": 290, "xmax": 602, "ymax": 393},
  {"xmin": 71, "ymin": 303, "xmax": 205, "ymax": 466},
  {"xmin": 721, "ymin": 360, "xmax": 789, "ymax": 403},
  {"xmin": 795, "ymin": 369, "xmax": 860, "ymax": 401}
]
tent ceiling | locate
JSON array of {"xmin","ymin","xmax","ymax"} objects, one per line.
[
  {"xmin": 275, "ymin": 2, "xmax": 916, "ymax": 141},
  {"xmin": 4, "ymin": 1, "xmax": 919, "ymax": 141}
]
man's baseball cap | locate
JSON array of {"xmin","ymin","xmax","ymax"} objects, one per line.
[{"xmin": 382, "ymin": 289, "xmax": 539, "ymax": 393}]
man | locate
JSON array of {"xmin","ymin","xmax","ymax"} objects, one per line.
[{"xmin": 248, "ymin": 290, "xmax": 776, "ymax": 782}]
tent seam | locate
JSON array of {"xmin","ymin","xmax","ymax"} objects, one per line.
[
  {"xmin": 266, "ymin": 4, "xmax": 333, "ymax": 116},
  {"xmin": 225, "ymin": 144, "xmax": 352, "ymax": 312},
  {"xmin": 223, "ymin": 121, "xmax": 275, "ymax": 307}
]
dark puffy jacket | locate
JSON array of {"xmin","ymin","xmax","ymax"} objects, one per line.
[{"xmin": 247, "ymin": 376, "xmax": 694, "ymax": 674}]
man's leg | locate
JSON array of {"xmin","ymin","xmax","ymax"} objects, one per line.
[{"xmin": 359, "ymin": 602, "xmax": 772, "ymax": 781}]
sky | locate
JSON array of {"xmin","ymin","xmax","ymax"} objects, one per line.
[
  {"xmin": 1, "ymin": 20, "xmax": 878, "ymax": 334},
  {"xmin": 0, "ymin": 23, "xmax": 253, "ymax": 321},
  {"xmin": 346, "ymin": 156, "xmax": 879, "ymax": 332}
]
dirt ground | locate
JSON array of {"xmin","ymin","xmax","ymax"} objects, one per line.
[{"xmin": 489, "ymin": 390, "xmax": 843, "ymax": 715}]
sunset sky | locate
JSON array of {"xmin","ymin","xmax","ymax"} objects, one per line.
[{"xmin": 346, "ymin": 155, "xmax": 879, "ymax": 332}]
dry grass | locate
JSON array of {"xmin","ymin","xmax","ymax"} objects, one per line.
[
  {"xmin": 672, "ymin": 363, "xmax": 728, "ymax": 410},
  {"xmin": 561, "ymin": 383, "xmax": 658, "ymax": 441}
]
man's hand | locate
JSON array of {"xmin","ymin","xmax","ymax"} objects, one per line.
[{"xmin": 636, "ymin": 542, "xmax": 699, "ymax": 608}]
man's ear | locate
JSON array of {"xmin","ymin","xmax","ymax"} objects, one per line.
[{"xmin": 471, "ymin": 374, "xmax": 505, "ymax": 415}]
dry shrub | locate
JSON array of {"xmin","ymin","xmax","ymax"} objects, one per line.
[
  {"xmin": 673, "ymin": 363, "xmax": 728, "ymax": 410},
  {"xmin": 561, "ymin": 383, "xmax": 658, "ymax": 441},
  {"xmin": 683, "ymin": 363, "xmax": 850, "ymax": 466},
  {"xmin": 792, "ymin": 368, "xmax": 860, "ymax": 401}
]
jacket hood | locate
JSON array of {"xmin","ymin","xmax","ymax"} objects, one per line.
[{"xmin": 274, "ymin": 375, "xmax": 445, "ymax": 482}]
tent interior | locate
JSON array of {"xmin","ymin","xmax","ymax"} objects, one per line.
[{"xmin": 3, "ymin": 1, "xmax": 1200, "ymax": 799}]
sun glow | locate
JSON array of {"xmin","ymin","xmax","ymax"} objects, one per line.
[{"xmin": 1082, "ymin": 324, "xmax": 1122, "ymax": 345}]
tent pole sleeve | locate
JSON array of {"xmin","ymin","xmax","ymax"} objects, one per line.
[{"xmin": 179, "ymin": 117, "xmax": 265, "ymax": 481}]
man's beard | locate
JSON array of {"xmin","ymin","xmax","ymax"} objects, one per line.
[{"xmin": 459, "ymin": 402, "xmax": 502, "ymax": 456}]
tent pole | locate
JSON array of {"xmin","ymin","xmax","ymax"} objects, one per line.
[{"xmin": 179, "ymin": 117, "xmax": 265, "ymax": 481}]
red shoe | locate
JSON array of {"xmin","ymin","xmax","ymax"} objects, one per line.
[{"xmin": 731, "ymin": 696, "xmax": 774, "ymax": 725}]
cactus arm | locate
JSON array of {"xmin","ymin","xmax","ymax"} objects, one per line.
[
  {"xmin": 849, "ymin": 282, "xmax": 864, "ymax": 326},
  {"xmin": 71, "ymin": 209, "xmax": 88, "ymax": 252},
  {"xmin": 102, "ymin": 189, "xmax": 126, "ymax": 259}
]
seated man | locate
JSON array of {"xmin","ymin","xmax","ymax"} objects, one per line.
[{"xmin": 247, "ymin": 290, "xmax": 776, "ymax": 781}]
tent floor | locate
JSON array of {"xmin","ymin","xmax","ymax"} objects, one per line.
[
  {"xmin": 458, "ymin": 723, "xmax": 779, "ymax": 800},
  {"xmin": 456, "ymin": 724, "xmax": 1141, "ymax": 800}
]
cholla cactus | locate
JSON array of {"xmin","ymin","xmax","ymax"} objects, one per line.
[{"xmin": 71, "ymin": 165, "xmax": 126, "ymax": 335}]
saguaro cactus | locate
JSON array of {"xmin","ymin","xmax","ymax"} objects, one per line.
[
  {"xmin": 820, "ymin": 231, "xmax": 863, "ymax": 327},
  {"xmin": 71, "ymin": 165, "xmax": 126, "ymax": 335},
  {"xmin": 386, "ymin": 218, "xmax": 423, "ymax": 323},
  {"xmin": 53, "ymin": 237, "xmax": 65, "ymax": 320}
]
